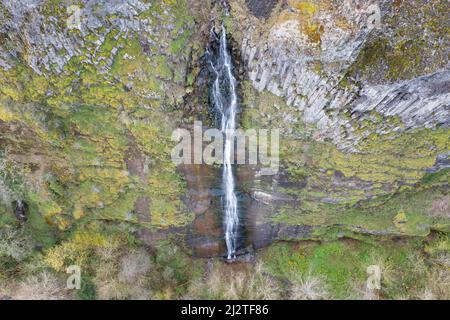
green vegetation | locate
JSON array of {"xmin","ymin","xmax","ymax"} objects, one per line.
[
  {"xmin": 0, "ymin": 220, "xmax": 205, "ymax": 300},
  {"xmin": 262, "ymin": 235, "xmax": 450, "ymax": 299},
  {"xmin": 240, "ymin": 78, "xmax": 449, "ymax": 238},
  {"xmin": 0, "ymin": 0, "xmax": 203, "ymax": 233},
  {"xmin": 349, "ymin": 0, "xmax": 449, "ymax": 82},
  {"xmin": 0, "ymin": 0, "xmax": 449, "ymax": 301},
  {"xmin": 0, "ymin": 0, "xmax": 206, "ymax": 299},
  {"xmin": 4, "ymin": 219, "xmax": 446, "ymax": 300}
]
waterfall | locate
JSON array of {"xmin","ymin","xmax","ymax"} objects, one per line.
[{"xmin": 207, "ymin": 25, "xmax": 239, "ymax": 260}]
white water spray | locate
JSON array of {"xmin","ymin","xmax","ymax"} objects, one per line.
[{"xmin": 209, "ymin": 25, "xmax": 239, "ymax": 260}]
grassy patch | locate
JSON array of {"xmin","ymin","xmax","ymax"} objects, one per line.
[{"xmin": 261, "ymin": 236, "xmax": 449, "ymax": 299}]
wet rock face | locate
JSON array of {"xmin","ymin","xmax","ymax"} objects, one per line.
[
  {"xmin": 220, "ymin": 0, "xmax": 450, "ymax": 244},
  {"xmin": 245, "ymin": 0, "xmax": 279, "ymax": 19},
  {"xmin": 181, "ymin": 164, "xmax": 225, "ymax": 258}
]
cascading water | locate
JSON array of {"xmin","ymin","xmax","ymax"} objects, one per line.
[{"xmin": 207, "ymin": 25, "xmax": 239, "ymax": 260}]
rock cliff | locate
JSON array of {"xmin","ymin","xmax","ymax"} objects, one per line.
[{"xmin": 0, "ymin": 0, "xmax": 448, "ymax": 255}]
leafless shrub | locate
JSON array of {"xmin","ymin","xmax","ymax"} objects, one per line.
[
  {"xmin": 407, "ymin": 252, "xmax": 428, "ymax": 279},
  {"xmin": 289, "ymin": 273, "xmax": 329, "ymax": 300},
  {"xmin": 186, "ymin": 261, "xmax": 280, "ymax": 300},
  {"xmin": 420, "ymin": 268, "xmax": 450, "ymax": 300},
  {"xmin": 118, "ymin": 249, "xmax": 152, "ymax": 283},
  {"xmin": 12, "ymin": 272, "xmax": 68, "ymax": 300},
  {"xmin": 350, "ymin": 280, "xmax": 379, "ymax": 300},
  {"xmin": 433, "ymin": 253, "xmax": 450, "ymax": 268},
  {"xmin": 377, "ymin": 251, "xmax": 449, "ymax": 300},
  {"xmin": 418, "ymin": 289, "xmax": 434, "ymax": 300},
  {"xmin": 428, "ymin": 195, "xmax": 450, "ymax": 218},
  {"xmin": 95, "ymin": 276, "xmax": 151, "ymax": 300},
  {"xmin": 0, "ymin": 152, "xmax": 22, "ymax": 203},
  {"xmin": 0, "ymin": 228, "xmax": 32, "ymax": 261},
  {"xmin": 0, "ymin": 178, "xmax": 13, "ymax": 204},
  {"xmin": 94, "ymin": 247, "xmax": 153, "ymax": 300}
]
